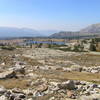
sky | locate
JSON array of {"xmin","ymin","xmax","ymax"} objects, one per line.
[{"xmin": 0, "ymin": 0, "xmax": 100, "ymax": 31}]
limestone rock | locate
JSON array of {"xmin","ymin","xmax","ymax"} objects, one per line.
[
  {"xmin": 36, "ymin": 84, "xmax": 48, "ymax": 92},
  {"xmin": 0, "ymin": 95, "xmax": 8, "ymax": 100},
  {"xmin": 58, "ymin": 80, "xmax": 75, "ymax": 90},
  {"xmin": 0, "ymin": 70, "xmax": 16, "ymax": 79},
  {"xmin": 0, "ymin": 86, "xmax": 7, "ymax": 95}
]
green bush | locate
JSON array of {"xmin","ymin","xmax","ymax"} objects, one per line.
[
  {"xmin": 1, "ymin": 46, "xmax": 15, "ymax": 51},
  {"xmin": 89, "ymin": 43, "xmax": 96, "ymax": 51},
  {"xmin": 72, "ymin": 44, "xmax": 84, "ymax": 52}
]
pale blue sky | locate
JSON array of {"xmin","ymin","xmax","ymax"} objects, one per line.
[{"xmin": 0, "ymin": 0, "xmax": 100, "ymax": 31}]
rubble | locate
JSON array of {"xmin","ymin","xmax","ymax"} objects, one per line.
[
  {"xmin": 63, "ymin": 65, "xmax": 100, "ymax": 73},
  {"xmin": 0, "ymin": 79, "xmax": 99, "ymax": 100}
]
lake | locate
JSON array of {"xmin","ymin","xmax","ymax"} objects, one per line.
[{"xmin": 25, "ymin": 40, "xmax": 65, "ymax": 45}]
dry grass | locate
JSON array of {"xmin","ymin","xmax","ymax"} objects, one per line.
[
  {"xmin": 0, "ymin": 49, "xmax": 23, "ymax": 67},
  {"xmin": 33, "ymin": 94, "xmax": 54, "ymax": 100},
  {"xmin": 34, "ymin": 70, "xmax": 100, "ymax": 84},
  {"xmin": 21, "ymin": 56, "xmax": 43, "ymax": 66},
  {"xmin": 53, "ymin": 53, "xmax": 100, "ymax": 67},
  {"xmin": 0, "ymin": 79, "xmax": 29, "ymax": 89}
]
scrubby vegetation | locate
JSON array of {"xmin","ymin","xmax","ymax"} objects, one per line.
[{"xmin": 1, "ymin": 46, "xmax": 15, "ymax": 51}]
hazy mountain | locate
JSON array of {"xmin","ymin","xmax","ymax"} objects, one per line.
[
  {"xmin": 50, "ymin": 23, "xmax": 100, "ymax": 38},
  {"xmin": 1, "ymin": 23, "xmax": 100, "ymax": 38},
  {"xmin": 38, "ymin": 30, "xmax": 59, "ymax": 36},
  {"xmin": 0, "ymin": 27, "xmax": 59, "ymax": 38},
  {"xmin": 0, "ymin": 27, "xmax": 40, "ymax": 37},
  {"xmin": 50, "ymin": 31, "xmax": 80, "ymax": 38},
  {"xmin": 80, "ymin": 23, "xmax": 100, "ymax": 34}
]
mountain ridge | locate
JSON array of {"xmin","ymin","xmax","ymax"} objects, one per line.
[
  {"xmin": 0, "ymin": 27, "xmax": 40, "ymax": 37},
  {"xmin": 50, "ymin": 23, "xmax": 100, "ymax": 38},
  {"xmin": 0, "ymin": 27, "xmax": 59, "ymax": 37}
]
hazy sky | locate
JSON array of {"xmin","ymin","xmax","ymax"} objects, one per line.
[{"xmin": 0, "ymin": 0, "xmax": 100, "ymax": 31}]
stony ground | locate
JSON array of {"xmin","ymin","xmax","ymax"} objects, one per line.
[{"xmin": 0, "ymin": 48, "xmax": 100, "ymax": 100}]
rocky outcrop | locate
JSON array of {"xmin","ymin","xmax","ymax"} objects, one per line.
[
  {"xmin": 58, "ymin": 80, "xmax": 75, "ymax": 90},
  {"xmin": 0, "ymin": 70, "xmax": 16, "ymax": 79}
]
